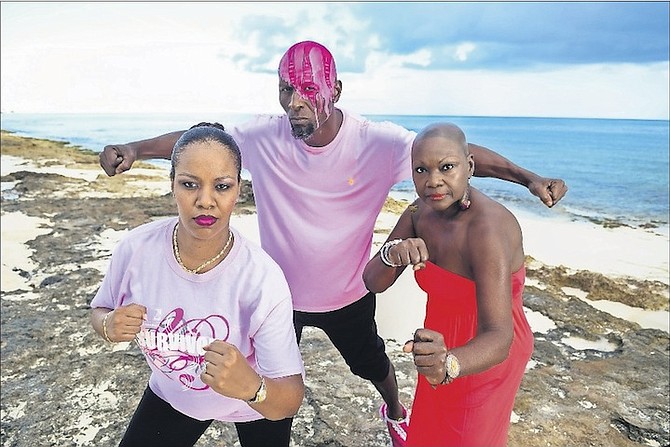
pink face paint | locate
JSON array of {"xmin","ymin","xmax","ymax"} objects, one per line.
[{"xmin": 278, "ymin": 41, "xmax": 337, "ymax": 120}]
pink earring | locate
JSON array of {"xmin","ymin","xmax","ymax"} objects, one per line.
[{"xmin": 459, "ymin": 186, "xmax": 471, "ymax": 211}]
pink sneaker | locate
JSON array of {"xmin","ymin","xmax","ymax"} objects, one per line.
[{"xmin": 379, "ymin": 403, "xmax": 409, "ymax": 447}]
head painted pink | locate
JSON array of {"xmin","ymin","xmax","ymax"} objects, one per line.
[{"xmin": 278, "ymin": 41, "xmax": 337, "ymax": 119}]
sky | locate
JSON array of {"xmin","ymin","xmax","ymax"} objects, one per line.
[{"xmin": 1, "ymin": 2, "xmax": 668, "ymax": 120}]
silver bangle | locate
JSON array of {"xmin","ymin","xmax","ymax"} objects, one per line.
[{"xmin": 380, "ymin": 239, "xmax": 403, "ymax": 268}]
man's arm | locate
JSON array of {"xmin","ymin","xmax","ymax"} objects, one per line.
[
  {"xmin": 468, "ymin": 142, "xmax": 568, "ymax": 208},
  {"xmin": 99, "ymin": 130, "xmax": 185, "ymax": 176}
]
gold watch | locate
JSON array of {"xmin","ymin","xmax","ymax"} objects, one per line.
[
  {"xmin": 446, "ymin": 353, "xmax": 461, "ymax": 380},
  {"xmin": 247, "ymin": 376, "xmax": 267, "ymax": 404}
]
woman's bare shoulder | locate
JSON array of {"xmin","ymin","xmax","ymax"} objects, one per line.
[{"xmin": 470, "ymin": 191, "xmax": 522, "ymax": 237}]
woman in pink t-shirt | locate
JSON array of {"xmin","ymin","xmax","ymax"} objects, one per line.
[{"xmin": 90, "ymin": 123, "xmax": 304, "ymax": 447}]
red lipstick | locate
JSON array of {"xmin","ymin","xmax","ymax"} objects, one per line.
[{"xmin": 194, "ymin": 216, "xmax": 217, "ymax": 227}]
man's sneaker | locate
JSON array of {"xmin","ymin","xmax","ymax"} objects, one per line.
[{"xmin": 379, "ymin": 403, "xmax": 409, "ymax": 447}]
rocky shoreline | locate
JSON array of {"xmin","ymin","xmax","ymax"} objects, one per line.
[{"xmin": 1, "ymin": 131, "xmax": 668, "ymax": 446}]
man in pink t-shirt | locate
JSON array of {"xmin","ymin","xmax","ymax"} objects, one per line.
[{"xmin": 99, "ymin": 41, "xmax": 567, "ymax": 447}]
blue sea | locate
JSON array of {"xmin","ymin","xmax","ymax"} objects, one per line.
[{"xmin": 1, "ymin": 112, "xmax": 668, "ymax": 230}]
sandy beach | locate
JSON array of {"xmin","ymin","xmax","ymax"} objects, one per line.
[{"xmin": 1, "ymin": 130, "xmax": 668, "ymax": 447}]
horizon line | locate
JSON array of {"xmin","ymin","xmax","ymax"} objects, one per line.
[{"xmin": 1, "ymin": 110, "xmax": 668, "ymax": 122}]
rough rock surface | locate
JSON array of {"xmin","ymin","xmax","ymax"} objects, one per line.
[{"xmin": 1, "ymin": 132, "xmax": 668, "ymax": 447}]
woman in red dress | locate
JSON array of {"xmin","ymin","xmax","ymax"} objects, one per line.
[{"xmin": 363, "ymin": 122, "xmax": 534, "ymax": 447}]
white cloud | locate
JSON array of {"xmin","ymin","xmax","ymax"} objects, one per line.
[
  {"xmin": 342, "ymin": 61, "xmax": 669, "ymax": 119},
  {"xmin": 454, "ymin": 43, "xmax": 476, "ymax": 62},
  {"xmin": 1, "ymin": 2, "xmax": 668, "ymax": 119}
]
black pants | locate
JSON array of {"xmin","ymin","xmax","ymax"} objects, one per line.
[
  {"xmin": 119, "ymin": 386, "xmax": 293, "ymax": 447},
  {"xmin": 294, "ymin": 291, "xmax": 390, "ymax": 382}
]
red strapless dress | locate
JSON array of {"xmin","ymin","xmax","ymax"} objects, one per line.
[{"xmin": 407, "ymin": 261, "xmax": 533, "ymax": 447}]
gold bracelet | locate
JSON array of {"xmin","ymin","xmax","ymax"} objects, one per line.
[
  {"xmin": 247, "ymin": 376, "xmax": 267, "ymax": 404},
  {"xmin": 102, "ymin": 312, "xmax": 114, "ymax": 343}
]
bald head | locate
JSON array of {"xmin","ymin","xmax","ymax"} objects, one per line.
[
  {"xmin": 413, "ymin": 122, "xmax": 469, "ymax": 156},
  {"xmin": 278, "ymin": 41, "xmax": 338, "ymax": 113}
]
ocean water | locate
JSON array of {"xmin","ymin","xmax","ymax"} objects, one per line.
[{"xmin": 1, "ymin": 112, "xmax": 668, "ymax": 229}]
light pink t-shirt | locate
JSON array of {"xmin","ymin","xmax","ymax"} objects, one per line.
[
  {"xmin": 91, "ymin": 217, "xmax": 304, "ymax": 422},
  {"xmin": 228, "ymin": 110, "xmax": 414, "ymax": 312}
]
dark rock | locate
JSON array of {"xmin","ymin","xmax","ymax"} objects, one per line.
[{"xmin": 39, "ymin": 275, "xmax": 65, "ymax": 287}]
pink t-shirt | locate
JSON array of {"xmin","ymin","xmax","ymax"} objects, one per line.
[
  {"xmin": 91, "ymin": 217, "xmax": 304, "ymax": 422},
  {"xmin": 228, "ymin": 110, "xmax": 414, "ymax": 312}
]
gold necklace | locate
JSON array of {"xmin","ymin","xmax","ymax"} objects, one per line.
[{"xmin": 172, "ymin": 223, "xmax": 233, "ymax": 274}]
